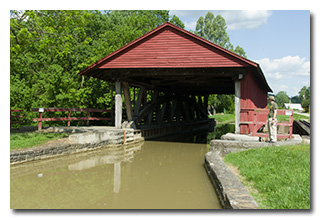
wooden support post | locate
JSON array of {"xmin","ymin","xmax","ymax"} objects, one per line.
[
  {"xmin": 204, "ymin": 95, "xmax": 208, "ymax": 114},
  {"xmin": 235, "ymin": 80, "xmax": 241, "ymax": 134},
  {"xmin": 176, "ymin": 100, "xmax": 182, "ymax": 124},
  {"xmin": 67, "ymin": 111, "xmax": 71, "ymax": 126},
  {"xmin": 133, "ymin": 87, "xmax": 146, "ymax": 118},
  {"xmin": 122, "ymin": 81, "xmax": 133, "ymax": 121},
  {"xmin": 115, "ymin": 80, "xmax": 122, "ymax": 129},
  {"xmin": 198, "ymin": 95, "xmax": 203, "ymax": 107},
  {"xmin": 38, "ymin": 112, "xmax": 43, "ymax": 131},
  {"xmin": 86, "ymin": 111, "xmax": 90, "ymax": 126}
]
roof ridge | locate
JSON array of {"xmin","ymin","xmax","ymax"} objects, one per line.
[{"xmin": 78, "ymin": 22, "xmax": 258, "ymax": 76}]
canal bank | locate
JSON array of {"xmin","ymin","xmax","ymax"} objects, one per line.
[
  {"xmin": 10, "ymin": 126, "xmax": 143, "ymax": 165},
  {"xmin": 205, "ymin": 133, "xmax": 304, "ymax": 209}
]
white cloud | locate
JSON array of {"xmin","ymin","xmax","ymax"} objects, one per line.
[
  {"xmin": 169, "ymin": 10, "xmax": 272, "ymax": 31},
  {"xmin": 255, "ymin": 56, "xmax": 310, "ymax": 96},
  {"xmin": 221, "ymin": 10, "xmax": 272, "ymax": 30}
]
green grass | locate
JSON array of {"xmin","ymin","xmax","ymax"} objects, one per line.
[
  {"xmin": 209, "ymin": 114, "xmax": 235, "ymax": 123},
  {"xmin": 224, "ymin": 144, "xmax": 310, "ymax": 209},
  {"xmin": 209, "ymin": 112, "xmax": 309, "ymax": 124},
  {"xmin": 277, "ymin": 113, "xmax": 310, "ymax": 122},
  {"xmin": 10, "ymin": 132, "xmax": 69, "ymax": 151}
]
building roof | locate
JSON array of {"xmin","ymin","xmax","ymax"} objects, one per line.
[{"xmin": 78, "ymin": 22, "xmax": 272, "ymax": 94}]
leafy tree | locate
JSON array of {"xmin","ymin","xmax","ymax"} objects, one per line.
[
  {"xmin": 194, "ymin": 12, "xmax": 247, "ymax": 58},
  {"xmin": 208, "ymin": 94, "xmax": 234, "ymax": 114},
  {"xmin": 299, "ymin": 86, "xmax": 310, "ymax": 112},
  {"xmin": 194, "ymin": 12, "xmax": 245, "ymax": 113},
  {"xmin": 275, "ymin": 91, "xmax": 290, "ymax": 108},
  {"xmin": 290, "ymin": 95, "xmax": 301, "ymax": 103},
  {"xmin": 10, "ymin": 10, "xmax": 184, "ymax": 126}
]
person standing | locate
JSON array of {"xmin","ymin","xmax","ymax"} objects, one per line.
[{"xmin": 267, "ymin": 96, "xmax": 278, "ymax": 143}]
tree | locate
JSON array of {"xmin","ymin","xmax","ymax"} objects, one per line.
[
  {"xmin": 194, "ymin": 12, "xmax": 246, "ymax": 113},
  {"xmin": 275, "ymin": 91, "xmax": 290, "ymax": 108},
  {"xmin": 194, "ymin": 12, "xmax": 247, "ymax": 58},
  {"xmin": 299, "ymin": 86, "xmax": 310, "ymax": 112},
  {"xmin": 10, "ymin": 10, "xmax": 185, "ymax": 125},
  {"xmin": 208, "ymin": 94, "xmax": 234, "ymax": 114},
  {"xmin": 290, "ymin": 95, "xmax": 301, "ymax": 103}
]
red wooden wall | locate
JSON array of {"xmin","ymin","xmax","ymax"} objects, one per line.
[{"xmin": 240, "ymin": 68, "xmax": 268, "ymax": 134}]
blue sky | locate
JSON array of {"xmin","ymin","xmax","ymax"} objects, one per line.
[{"xmin": 169, "ymin": 10, "xmax": 310, "ymax": 97}]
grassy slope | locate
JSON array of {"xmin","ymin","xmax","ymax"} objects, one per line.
[
  {"xmin": 10, "ymin": 132, "xmax": 69, "ymax": 151},
  {"xmin": 224, "ymin": 144, "xmax": 310, "ymax": 209}
]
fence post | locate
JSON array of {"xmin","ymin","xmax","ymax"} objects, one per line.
[
  {"xmin": 38, "ymin": 111, "xmax": 43, "ymax": 131},
  {"xmin": 67, "ymin": 111, "xmax": 71, "ymax": 127},
  {"xmin": 289, "ymin": 110, "xmax": 293, "ymax": 138},
  {"xmin": 86, "ymin": 111, "xmax": 90, "ymax": 126}
]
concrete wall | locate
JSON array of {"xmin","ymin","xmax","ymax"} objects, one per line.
[{"xmin": 10, "ymin": 128, "xmax": 142, "ymax": 165}]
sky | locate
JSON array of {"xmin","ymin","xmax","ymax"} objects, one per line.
[{"xmin": 169, "ymin": 10, "xmax": 310, "ymax": 97}]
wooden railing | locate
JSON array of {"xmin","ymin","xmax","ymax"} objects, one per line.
[
  {"xmin": 240, "ymin": 109, "xmax": 294, "ymax": 139},
  {"xmin": 10, "ymin": 109, "xmax": 25, "ymax": 129},
  {"xmin": 32, "ymin": 108, "xmax": 111, "ymax": 131}
]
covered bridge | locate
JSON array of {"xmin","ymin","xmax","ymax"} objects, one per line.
[{"xmin": 78, "ymin": 22, "xmax": 272, "ymax": 136}]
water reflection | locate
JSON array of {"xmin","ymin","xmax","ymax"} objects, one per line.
[{"xmin": 11, "ymin": 137, "xmax": 221, "ymax": 209}]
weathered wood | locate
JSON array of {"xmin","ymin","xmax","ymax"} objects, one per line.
[
  {"xmin": 122, "ymin": 81, "xmax": 133, "ymax": 121},
  {"xmin": 175, "ymin": 100, "xmax": 182, "ymax": 124},
  {"xmin": 159, "ymin": 102, "xmax": 167, "ymax": 124},
  {"xmin": 115, "ymin": 80, "xmax": 122, "ymax": 129},
  {"xmin": 133, "ymin": 87, "xmax": 146, "ymax": 117},
  {"xmin": 204, "ymin": 95, "xmax": 208, "ymax": 110},
  {"xmin": 235, "ymin": 80, "xmax": 241, "ymax": 134},
  {"xmin": 170, "ymin": 100, "xmax": 177, "ymax": 121}
]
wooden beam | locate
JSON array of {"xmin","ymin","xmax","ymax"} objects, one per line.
[
  {"xmin": 115, "ymin": 80, "xmax": 122, "ymax": 129},
  {"xmin": 133, "ymin": 87, "xmax": 146, "ymax": 118},
  {"xmin": 122, "ymin": 81, "xmax": 133, "ymax": 121},
  {"xmin": 235, "ymin": 80, "xmax": 241, "ymax": 134}
]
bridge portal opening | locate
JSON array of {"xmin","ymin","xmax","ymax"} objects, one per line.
[{"xmin": 78, "ymin": 22, "xmax": 272, "ymax": 138}]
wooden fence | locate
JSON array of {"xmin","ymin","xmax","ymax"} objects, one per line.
[
  {"xmin": 240, "ymin": 109, "xmax": 294, "ymax": 139},
  {"xmin": 10, "ymin": 109, "xmax": 24, "ymax": 129},
  {"xmin": 32, "ymin": 108, "xmax": 111, "ymax": 131}
]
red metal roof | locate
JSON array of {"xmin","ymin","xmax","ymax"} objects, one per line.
[{"xmin": 79, "ymin": 22, "xmax": 259, "ymax": 75}]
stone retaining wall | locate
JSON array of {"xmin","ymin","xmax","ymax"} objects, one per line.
[
  {"xmin": 10, "ymin": 127, "xmax": 141, "ymax": 165},
  {"xmin": 211, "ymin": 133, "xmax": 302, "ymax": 157},
  {"xmin": 205, "ymin": 133, "xmax": 303, "ymax": 209},
  {"xmin": 204, "ymin": 150, "xmax": 259, "ymax": 209}
]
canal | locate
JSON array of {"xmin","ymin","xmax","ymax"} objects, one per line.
[{"xmin": 10, "ymin": 132, "xmax": 222, "ymax": 209}]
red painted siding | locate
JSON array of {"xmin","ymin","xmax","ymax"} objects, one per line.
[
  {"xmin": 98, "ymin": 26, "xmax": 251, "ymax": 69},
  {"xmin": 240, "ymin": 68, "xmax": 268, "ymax": 134}
]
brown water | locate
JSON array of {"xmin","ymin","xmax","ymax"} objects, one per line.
[{"xmin": 10, "ymin": 139, "xmax": 221, "ymax": 209}]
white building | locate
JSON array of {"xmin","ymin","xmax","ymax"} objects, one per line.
[{"xmin": 284, "ymin": 103, "xmax": 304, "ymax": 111}]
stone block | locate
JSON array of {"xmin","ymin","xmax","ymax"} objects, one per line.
[
  {"xmin": 221, "ymin": 133, "xmax": 259, "ymax": 142},
  {"xmin": 204, "ymin": 150, "xmax": 259, "ymax": 209}
]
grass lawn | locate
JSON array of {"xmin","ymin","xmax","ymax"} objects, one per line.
[
  {"xmin": 10, "ymin": 132, "xmax": 69, "ymax": 151},
  {"xmin": 209, "ymin": 114, "xmax": 235, "ymax": 123},
  {"xmin": 223, "ymin": 144, "xmax": 310, "ymax": 209}
]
